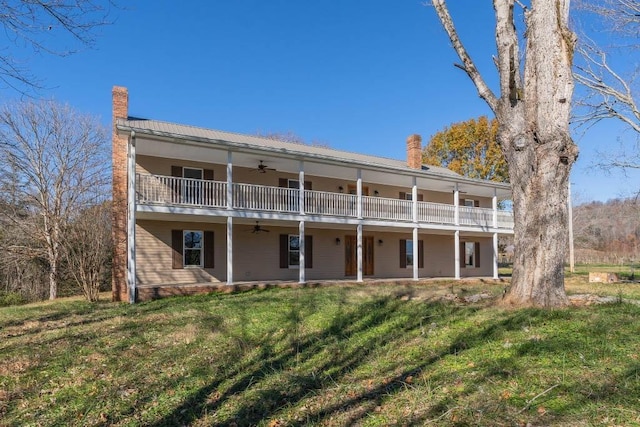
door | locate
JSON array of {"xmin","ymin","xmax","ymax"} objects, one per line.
[{"xmin": 345, "ymin": 235, "xmax": 374, "ymax": 276}]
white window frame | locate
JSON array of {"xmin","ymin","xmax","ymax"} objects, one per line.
[
  {"xmin": 464, "ymin": 199, "xmax": 476, "ymax": 207},
  {"xmin": 464, "ymin": 241, "xmax": 476, "ymax": 267},
  {"xmin": 288, "ymin": 234, "xmax": 300, "ymax": 269},
  {"xmin": 183, "ymin": 230, "xmax": 204, "ymax": 267},
  {"xmin": 182, "ymin": 167, "xmax": 203, "ymax": 180},
  {"xmin": 287, "ymin": 179, "xmax": 300, "ymax": 189}
]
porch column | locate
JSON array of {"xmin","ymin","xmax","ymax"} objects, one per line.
[
  {"xmin": 412, "ymin": 177, "xmax": 418, "ymax": 223},
  {"xmin": 454, "ymin": 230, "xmax": 460, "ymax": 280},
  {"xmin": 226, "ymin": 151, "xmax": 233, "ymax": 210},
  {"xmin": 356, "ymin": 169, "xmax": 362, "ymax": 219},
  {"xmin": 357, "ymin": 223, "xmax": 363, "ymax": 282},
  {"xmin": 227, "ymin": 216, "xmax": 233, "ymax": 285},
  {"xmin": 299, "ymin": 160, "xmax": 305, "ymax": 215},
  {"xmin": 299, "ymin": 220, "xmax": 306, "ymax": 283},
  {"xmin": 493, "ymin": 232, "xmax": 499, "ymax": 279},
  {"xmin": 453, "ymin": 183, "xmax": 460, "ymax": 226},
  {"xmin": 127, "ymin": 131, "xmax": 137, "ymax": 304},
  {"xmin": 412, "ymin": 227, "xmax": 419, "ymax": 281},
  {"xmin": 492, "ymin": 188, "xmax": 498, "ymax": 228}
]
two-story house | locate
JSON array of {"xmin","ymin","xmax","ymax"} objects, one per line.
[{"xmin": 111, "ymin": 86, "xmax": 513, "ymax": 302}]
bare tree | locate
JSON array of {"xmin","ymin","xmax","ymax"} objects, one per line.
[
  {"xmin": 573, "ymin": 0, "xmax": 640, "ymax": 175},
  {"xmin": 0, "ymin": 100, "xmax": 109, "ymax": 299},
  {"xmin": 62, "ymin": 202, "xmax": 111, "ymax": 302},
  {"xmin": 432, "ymin": 0, "xmax": 578, "ymax": 306},
  {"xmin": 0, "ymin": 0, "xmax": 114, "ymax": 93}
]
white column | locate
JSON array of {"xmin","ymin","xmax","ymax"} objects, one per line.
[
  {"xmin": 454, "ymin": 230, "xmax": 461, "ymax": 280},
  {"xmin": 492, "ymin": 188, "xmax": 498, "ymax": 228},
  {"xmin": 454, "ymin": 183, "xmax": 460, "ymax": 226},
  {"xmin": 357, "ymin": 223, "xmax": 363, "ymax": 282},
  {"xmin": 356, "ymin": 169, "xmax": 363, "ymax": 219},
  {"xmin": 127, "ymin": 131, "xmax": 137, "ymax": 304},
  {"xmin": 299, "ymin": 221, "xmax": 306, "ymax": 283},
  {"xmin": 412, "ymin": 227, "xmax": 419, "ymax": 281},
  {"xmin": 227, "ymin": 216, "xmax": 233, "ymax": 285},
  {"xmin": 412, "ymin": 176, "xmax": 418, "ymax": 223},
  {"xmin": 568, "ymin": 181, "xmax": 575, "ymax": 273},
  {"xmin": 299, "ymin": 160, "xmax": 305, "ymax": 215},
  {"xmin": 226, "ymin": 151, "xmax": 233, "ymax": 210},
  {"xmin": 493, "ymin": 232, "xmax": 499, "ymax": 279}
]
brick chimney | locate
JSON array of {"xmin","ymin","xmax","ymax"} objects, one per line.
[
  {"xmin": 407, "ymin": 134, "xmax": 423, "ymax": 169},
  {"xmin": 112, "ymin": 86, "xmax": 128, "ymax": 302}
]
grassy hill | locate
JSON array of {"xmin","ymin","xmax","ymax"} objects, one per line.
[{"xmin": 1, "ymin": 280, "xmax": 640, "ymax": 426}]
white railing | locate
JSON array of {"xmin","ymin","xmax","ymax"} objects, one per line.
[
  {"xmin": 135, "ymin": 174, "xmax": 514, "ymax": 230},
  {"xmin": 305, "ymin": 190, "xmax": 357, "ymax": 217},
  {"xmin": 417, "ymin": 201, "xmax": 456, "ymax": 225},
  {"xmin": 459, "ymin": 206, "xmax": 494, "ymax": 227},
  {"xmin": 362, "ymin": 196, "xmax": 413, "ymax": 221},
  {"xmin": 233, "ymin": 182, "xmax": 299, "ymax": 213},
  {"xmin": 497, "ymin": 210, "xmax": 515, "ymax": 229},
  {"xmin": 136, "ymin": 173, "xmax": 227, "ymax": 207}
]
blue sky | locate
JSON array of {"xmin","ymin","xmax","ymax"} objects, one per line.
[{"xmin": 3, "ymin": 0, "xmax": 638, "ymax": 202}]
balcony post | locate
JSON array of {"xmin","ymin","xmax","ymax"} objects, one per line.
[
  {"xmin": 412, "ymin": 177, "xmax": 418, "ymax": 223},
  {"xmin": 357, "ymin": 223, "xmax": 363, "ymax": 282},
  {"xmin": 227, "ymin": 216, "xmax": 233, "ymax": 285},
  {"xmin": 299, "ymin": 160, "xmax": 305, "ymax": 215},
  {"xmin": 127, "ymin": 131, "xmax": 137, "ymax": 303},
  {"xmin": 492, "ymin": 188, "xmax": 498, "ymax": 228},
  {"xmin": 299, "ymin": 220, "xmax": 306, "ymax": 283},
  {"xmin": 493, "ymin": 232, "xmax": 499, "ymax": 279},
  {"xmin": 357, "ymin": 169, "xmax": 362, "ymax": 219},
  {"xmin": 412, "ymin": 227, "xmax": 419, "ymax": 281},
  {"xmin": 453, "ymin": 183, "xmax": 460, "ymax": 226},
  {"xmin": 226, "ymin": 151, "xmax": 233, "ymax": 210},
  {"xmin": 454, "ymin": 230, "xmax": 460, "ymax": 280}
]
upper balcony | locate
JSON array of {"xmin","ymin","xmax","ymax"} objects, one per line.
[{"xmin": 136, "ymin": 173, "xmax": 514, "ymax": 230}]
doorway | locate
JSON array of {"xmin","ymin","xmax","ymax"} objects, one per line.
[{"xmin": 345, "ymin": 235, "xmax": 374, "ymax": 276}]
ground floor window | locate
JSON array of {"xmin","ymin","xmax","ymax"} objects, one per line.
[
  {"xmin": 172, "ymin": 229, "xmax": 214, "ymax": 269},
  {"xmin": 184, "ymin": 230, "xmax": 203, "ymax": 267},
  {"xmin": 463, "ymin": 241, "xmax": 480, "ymax": 268},
  {"xmin": 280, "ymin": 234, "xmax": 313, "ymax": 269},
  {"xmin": 399, "ymin": 239, "xmax": 424, "ymax": 268}
]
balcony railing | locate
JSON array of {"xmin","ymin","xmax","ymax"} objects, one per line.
[{"xmin": 136, "ymin": 173, "xmax": 514, "ymax": 229}]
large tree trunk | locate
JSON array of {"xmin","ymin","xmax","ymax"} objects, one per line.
[{"xmin": 433, "ymin": 0, "xmax": 578, "ymax": 307}]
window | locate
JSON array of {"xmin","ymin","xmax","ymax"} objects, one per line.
[
  {"xmin": 172, "ymin": 230, "xmax": 214, "ymax": 269},
  {"xmin": 463, "ymin": 241, "xmax": 480, "ymax": 268},
  {"xmin": 287, "ymin": 234, "xmax": 301, "ymax": 268},
  {"xmin": 279, "ymin": 234, "xmax": 313, "ymax": 269},
  {"xmin": 464, "ymin": 199, "xmax": 479, "ymax": 207},
  {"xmin": 183, "ymin": 167, "xmax": 203, "ymax": 180},
  {"xmin": 288, "ymin": 179, "xmax": 300, "ymax": 189},
  {"xmin": 183, "ymin": 167, "xmax": 203, "ymax": 204},
  {"xmin": 399, "ymin": 192, "xmax": 424, "ymax": 201},
  {"xmin": 399, "ymin": 239, "xmax": 424, "ymax": 268},
  {"xmin": 184, "ymin": 230, "xmax": 203, "ymax": 267}
]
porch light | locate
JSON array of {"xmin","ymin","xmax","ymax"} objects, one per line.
[
  {"xmin": 338, "ymin": 186, "xmax": 344, "ymax": 193},
  {"xmin": 374, "ymin": 190, "xmax": 379, "ymax": 196},
  {"xmin": 335, "ymin": 237, "xmax": 341, "ymax": 245},
  {"xmin": 378, "ymin": 239, "xmax": 383, "ymax": 246}
]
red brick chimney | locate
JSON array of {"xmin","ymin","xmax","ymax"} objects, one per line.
[
  {"xmin": 407, "ymin": 134, "xmax": 423, "ymax": 169},
  {"xmin": 112, "ymin": 86, "xmax": 128, "ymax": 302}
]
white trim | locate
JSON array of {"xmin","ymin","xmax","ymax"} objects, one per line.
[
  {"xmin": 356, "ymin": 169, "xmax": 362, "ymax": 219},
  {"xmin": 227, "ymin": 216, "xmax": 233, "ymax": 284},
  {"xmin": 299, "ymin": 160, "xmax": 305, "ymax": 215},
  {"xmin": 357, "ymin": 223, "xmax": 363, "ymax": 282},
  {"xmin": 182, "ymin": 166, "xmax": 203, "ymax": 179},
  {"xmin": 493, "ymin": 232, "xmax": 499, "ymax": 279},
  {"xmin": 454, "ymin": 230, "xmax": 460, "ymax": 280},
  {"xmin": 454, "ymin": 184, "xmax": 460, "ymax": 226},
  {"xmin": 299, "ymin": 221, "xmax": 305, "ymax": 283},
  {"xmin": 127, "ymin": 132, "xmax": 137, "ymax": 304},
  {"xmin": 412, "ymin": 228, "xmax": 419, "ymax": 281},
  {"xmin": 226, "ymin": 151, "xmax": 233, "ymax": 210}
]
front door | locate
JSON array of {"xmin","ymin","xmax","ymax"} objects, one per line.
[{"xmin": 345, "ymin": 235, "xmax": 374, "ymax": 276}]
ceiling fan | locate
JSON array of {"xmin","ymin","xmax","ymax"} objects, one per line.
[
  {"xmin": 251, "ymin": 221, "xmax": 270, "ymax": 233},
  {"xmin": 252, "ymin": 160, "xmax": 276, "ymax": 173}
]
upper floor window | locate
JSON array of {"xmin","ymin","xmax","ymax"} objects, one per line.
[
  {"xmin": 183, "ymin": 167, "xmax": 203, "ymax": 180},
  {"xmin": 464, "ymin": 199, "xmax": 479, "ymax": 207}
]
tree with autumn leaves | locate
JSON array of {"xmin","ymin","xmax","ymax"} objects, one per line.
[{"xmin": 423, "ymin": 116, "xmax": 508, "ymax": 183}]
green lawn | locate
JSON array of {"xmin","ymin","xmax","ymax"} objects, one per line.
[{"xmin": 1, "ymin": 281, "xmax": 640, "ymax": 426}]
